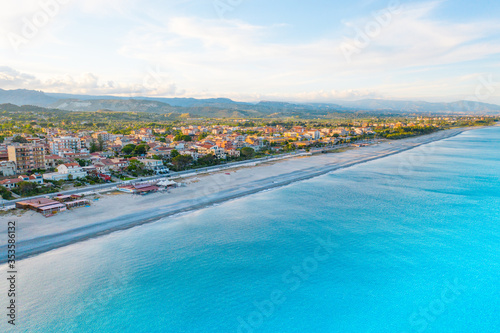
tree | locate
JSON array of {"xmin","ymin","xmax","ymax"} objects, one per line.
[
  {"xmin": 90, "ymin": 139, "xmax": 98, "ymax": 153},
  {"xmin": 133, "ymin": 144, "xmax": 150, "ymax": 156},
  {"xmin": 0, "ymin": 186, "xmax": 13, "ymax": 200},
  {"xmin": 197, "ymin": 154, "xmax": 217, "ymax": 166},
  {"xmin": 172, "ymin": 155, "xmax": 193, "ymax": 170},
  {"xmin": 127, "ymin": 159, "xmax": 146, "ymax": 176},
  {"xmin": 198, "ymin": 132, "xmax": 209, "ymax": 140},
  {"xmin": 171, "ymin": 149, "xmax": 180, "ymax": 158},
  {"xmin": 97, "ymin": 134, "xmax": 105, "ymax": 151},
  {"xmin": 122, "ymin": 144, "xmax": 136, "ymax": 155},
  {"xmin": 75, "ymin": 158, "xmax": 90, "ymax": 167},
  {"xmin": 174, "ymin": 134, "xmax": 192, "ymax": 142},
  {"xmin": 12, "ymin": 136, "xmax": 28, "ymax": 143},
  {"xmin": 240, "ymin": 147, "xmax": 255, "ymax": 159},
  {"xmin": 16, "ymin": 181, "xmax": 37, "ymax": 196}
]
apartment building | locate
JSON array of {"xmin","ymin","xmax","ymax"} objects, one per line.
[
  {"xmin": 49, "ymin": 136, "xmax": 82, "ymax": 155},
  {"xmin": 8, "ymin": 144, "xmax": 46, "ymax": 173}
]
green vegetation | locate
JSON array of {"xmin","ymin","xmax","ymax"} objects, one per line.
[
  {"xmin": 171, "ymin": 155, "xmax": 194, "ymax": 171},
  {"xmin": 121, "ymin": 144, "xmax": 150, "ymax": 156},
  {"xmin": 376, "ymin": 126, "xmax": 439, "ymax": 140},
  {"xmin": 134, "ymin": 144, "xmax": 150, "ymax": 156},
  {"xmin": 11, "ymin": 181, "xmax": 59, "ymax": 197},
  {"xmin": 12, "ymin": 135, "xmax": 28, "ymax": 143},
  {"xmin": 126, "ymin": 159, "xmax": 153, "ymax": 177},
  {"xmin": 171, "ymin": 149, "xmax": 180, "ymax": 158},
  {"xmin": 174, "ymin": 134, "xmax": 192, "ymax": 142},
  {"xmin": 240, "ymin": 147, "xmax": 255, "ymax": 159},
  {"xmin": 0, "ymin": 186, "xmax": 13, "ymax": 200}
]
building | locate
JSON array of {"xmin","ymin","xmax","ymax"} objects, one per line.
[
  {"xmin": 0, "ymin": 178, "xmax": 22, "ymax": 189},
  {"xmin": 16, "ymin": 198, "xmax": 67, "ymax": 215},
  {"xmin": 227, "ymin": 149, "xmax": 241, "ymax": 157},
  {"xmin": 137, "ymin": 158, "xmax": 169, "ymax": 174},
  {"xmin": 0, "ymin": 161, "xmax": 16, "ymax": 176},
  {"xmin": 44, "ymin": 155, "xmax": 65, "ymax": 169},
  {"xmin": 92, "ymin": 131, "xmax": 111, "ymax": 141},
  {"xmin": 0, "ymin": 174, "xmax": 43, "ymax": 189},
  {"xmin": 195, "ymin": 144, "xmax": 227, "ymax": 159},
  {"xmin": 8, "ymin": 144, "xmax": 46, "ymax": 173},
  {"xmin": 43, "ymin": 163, "xmax": 88, "ymax": 181},
  {"xmin": 304, "ymin": 130, "xmax": 321, "ymax": 140},
  {"xmin": 292, "ymin": 126, "xmax": 305, "ymax": 133},
  {"xmin": 147, "ymin": 147, "xmax": 173, "ymax": 159},
  {"xmin": 18, "ymin": 174, "xmax": 44, "ymax": 184},
  {"xmin": 117, "ymin": 183, "xmax": 159, "ymax": 195},
  {"xmin": 49, "ymin": 136, "xmax": 81, "ymax": 155}
]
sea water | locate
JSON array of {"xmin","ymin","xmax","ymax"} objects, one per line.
[{"xmin": 1, "ymin": 126, "xmax": 499, "ymax": 332}]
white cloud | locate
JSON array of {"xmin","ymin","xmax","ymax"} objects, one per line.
[
  {"xmin": 0, "ymin": 66, "xmax": 40, "ymax": 86},
  {"xmin": 0, "ymin": 67, "xmax": 183, "ymax": 97},
  {"xmin": 114, "ymin": 1, "xmax": 500, "ymax": 101},
  {"xmin": 1, "ymin": 0, "xmax": 499, "ymax": 103}
]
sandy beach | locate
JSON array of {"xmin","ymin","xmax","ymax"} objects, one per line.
[{"xmin": 0, "ymin": 127, "xmax": 473, "ymax": 262}]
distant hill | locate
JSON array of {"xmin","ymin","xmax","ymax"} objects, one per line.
[
  {"xmin": 1, "ymin": 88, "xmax": 499, "ymax": 116},
  {"xmin": 50, "ymin": 99, "xmax": 176, "ymax": 113},
  {"xmin": 0, "ymin": 103, "xmax": 63, "ymax": 113},
  {"xmin": 336, "ymin": 99, "xmax": 500, "ymax": 114},
  {"xmin": 0, "ymin": 89, "xmax": 57, "ymax": 107}
]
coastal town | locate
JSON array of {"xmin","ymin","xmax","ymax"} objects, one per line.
[{"xmin": 0, "ymin": 113, "xmax": 496, "ymax": 216}]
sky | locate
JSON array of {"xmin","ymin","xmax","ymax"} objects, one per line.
[{"xmin": 0, "ymin": 0, "xmax": 500, "ymax": 104}]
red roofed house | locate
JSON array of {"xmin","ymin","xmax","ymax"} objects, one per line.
[
  {"xmin": 0, "ymin": 178, "xmax": 22, "ymax": 189},
  {"xmin": 0, "ymin": 174, "xmax": 43, "ymax": 189}
]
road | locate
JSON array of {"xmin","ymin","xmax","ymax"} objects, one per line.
[{"xmin": 1, "ymin": 149, "xmax": 321, "ymax": 208}]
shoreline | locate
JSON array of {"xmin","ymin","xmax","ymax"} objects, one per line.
[{"xmin": 0, "ymin": 127, "xmax": 477, "ymax": 263}]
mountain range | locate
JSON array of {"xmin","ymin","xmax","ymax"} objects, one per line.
[{"xmin": 1, "ymin": 88, "xmax": 499, "ymax": 117}]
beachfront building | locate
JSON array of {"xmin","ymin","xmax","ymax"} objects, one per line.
[
  {"xmin": 118, "ymin": 183, "xmax": 160, "ymax": 195},
  {"xmin": 16, "ymin": 198, "xmax": 67, "ymax": 216},
  {"xmin": 182, "ymin": 149, "xmax": 200, "ymax": 161},
  {"xmin": 15, "ymin": 196, "xmax": 89, "ymax": 215},
  {"xmin": 8, "ymin": 143, "xmax": 46, "ymax": 173},
  {"xmin": 147, "ymin": 147, "xmax": 174, "ymax": 159},
  {"xmin": 43, "ymin": 163, "xmax": 88, "ymax": 181},
  {"xmin": 137, "ymin": 158, "xmax": 169, "ymax": 174},
  {"xmin": 226, "ymin": 149, "xmax": 241, "ymax": 157}
]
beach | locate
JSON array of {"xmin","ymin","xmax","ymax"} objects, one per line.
[{"xmin": 0, "ymin": 127, "xmax": 473, "ymax": 262}]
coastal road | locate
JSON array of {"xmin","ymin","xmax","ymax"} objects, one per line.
[{"xmin": 1, "ymin": 150, "xmax": 313, "ymax": 208}]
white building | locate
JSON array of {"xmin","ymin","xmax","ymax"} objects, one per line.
[
  {"xmin": 43, "ymin": 163, "xmax": 88, "ymax": 181},
  {"xmin": 0, "ymin": 161, "xmax": 16, "ymax": 176},
  {"xmin": 305, "ymin": 130, "xmax": 321, "ymax": 140},
  {"xmin": 49, "ymin": 136, "xmax": 81, "ymax": 155},
  {"xmin": 137, "ymin": 159, "xmax": 169, "ymax": 174}
]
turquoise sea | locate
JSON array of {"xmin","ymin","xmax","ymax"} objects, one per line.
[{"xmin": 1, "ymin": 126, "xmax": 499, "ymax": 332}]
